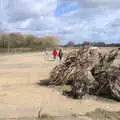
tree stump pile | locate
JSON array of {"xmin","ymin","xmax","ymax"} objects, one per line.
[{"xmin": 49, "ymin": 46, "xmax": 120, "ymax": 100}]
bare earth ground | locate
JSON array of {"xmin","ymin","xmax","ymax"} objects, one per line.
[{"xmin": 0, "ymin": 50, "xmax": 120, "ymax": 119}]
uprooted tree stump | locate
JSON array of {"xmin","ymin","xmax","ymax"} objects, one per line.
[{"xmin": 49, "ymin": 46, "xmax": 120, "ymax": 101}]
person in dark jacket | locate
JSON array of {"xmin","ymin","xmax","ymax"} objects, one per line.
[{"xmin": 58, "ymin": 49, "xmax": 63, "ymax": 60}]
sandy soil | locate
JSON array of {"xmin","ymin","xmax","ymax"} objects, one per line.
[{"xmin": 0, "ymin": 51, "xmax": 120, "ymax": 119}]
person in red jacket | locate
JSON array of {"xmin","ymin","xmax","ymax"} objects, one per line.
[{"xmin": 52, "ymin": 49, "xmax": 58, "ymax": 60}]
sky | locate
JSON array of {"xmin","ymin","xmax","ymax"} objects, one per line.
[{"xmin": 0, "ymin": 0, "xmax": 120, "ymax": 44}]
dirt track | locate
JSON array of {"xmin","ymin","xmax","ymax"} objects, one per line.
[{"xmin": 0, "ymin": 52, "xmax": 120, "ymax": 119}]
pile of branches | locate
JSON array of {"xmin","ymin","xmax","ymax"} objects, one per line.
[{"xmin": 49, "ymin": 46, "xmax": 120, "ymax": 101}]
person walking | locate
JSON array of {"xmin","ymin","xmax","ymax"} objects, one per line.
[
  {"xmin": 58, "ymin": 49, "xmax": 63, "ymax": 60},
  {"xmin": 52, "ymin": 48, "xmax": 58, "ymax": 60},
  {"xmin": 45, "ymin": 48, "xmax": 48, "ymax": 56}
]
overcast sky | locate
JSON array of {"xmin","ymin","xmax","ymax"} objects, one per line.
[{"xmin": 0, "ymin": 0, "xmax": 120, "ymax": 44}]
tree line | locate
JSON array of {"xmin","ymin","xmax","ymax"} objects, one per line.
[
  {"xmin": 63, "ymin": 41, "xmax": 120, "ymax": 47},
  {"xmin": 0, "ymin": 33, "xmax": 59, "ymax": 49}
]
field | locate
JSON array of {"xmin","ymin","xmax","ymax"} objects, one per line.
[{"xmin": 0, "ymin": 47, "xmax": 120, "ymax": 120}]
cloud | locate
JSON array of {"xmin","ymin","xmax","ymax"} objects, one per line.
[
  {"xmin": 0, "ymin": 0, "xmax": 59, "ymax": 31},
  {"xmin": 62, "ymin": 0, "xmax": 120, "ymax": 8},
  {"xmin": 6, "ymin": 0, "xmax": 57, "ymax": 23},
  {"xmin": 0, "ymin": 0, "xmax": 120, "ymax": 44},
  {"xmin": 57, "ymin": 0, "xmax": 120, "ymax": 43}
]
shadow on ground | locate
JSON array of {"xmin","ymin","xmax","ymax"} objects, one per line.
[{"xmin": 36, "ymin": 79, "xmax": 50, "ymax": 86}]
